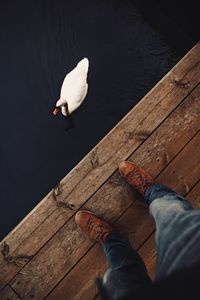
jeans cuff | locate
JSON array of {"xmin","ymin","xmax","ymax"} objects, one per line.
[{"xmin": 144, "ymin": 183, "xmax": 177, "ymax": 204}]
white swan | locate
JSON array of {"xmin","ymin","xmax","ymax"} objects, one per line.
[{"xmin": 53, "ymin": 57, "xmax": 89, "ymax": 116}]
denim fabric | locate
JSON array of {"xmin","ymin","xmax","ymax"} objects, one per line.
[
  {"xmin": 102, "ymin": 232, "xmax": 151, "ymax": 300},
  {"xmin": 102, "ymin": 184, "xmax": 200, "ymax": 299},
  {"xmin": 147, "ymin": 184, "xmax": 200, "ymax": 279}
]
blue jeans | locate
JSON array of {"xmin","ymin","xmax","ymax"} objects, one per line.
[{"xmin": 103, "ymin": 184, "xmax": 200, "ymax": 299}]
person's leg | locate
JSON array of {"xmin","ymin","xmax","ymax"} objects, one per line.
[
  {"xmin": 102, "ymin": 231, "xmax": 151, "ymax": 299},
  {"xmin": 75, "ymin": 211, "xmax": 151, "ymax": 300},
  {"xmin": 145, "ymin": 183, "xmax": 200, "ymax": 279},
  {"xmin": 119, "ymin": 161, "xmax": 200, "ymax": 280}
]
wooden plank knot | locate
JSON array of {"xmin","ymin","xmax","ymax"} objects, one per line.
[
  {"xmin": 172, "ymin": 78, "xmax": 190, "ymax": 88},
  {"xmin": 1, "ymin": 242, "xmax": 32, "ymax": 267},
  {"xmin": 53, "ymin": 183, "xmax": 76, "ymax": 211},
  {"xmin": 135, "ymin": 131, "xmax": 151, "ymax": 142},
  {"xmin": 90, "ymin": 150, "xmax": 99, "ymax": 167}
]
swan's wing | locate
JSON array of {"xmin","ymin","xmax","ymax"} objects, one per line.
[
  {"xmin": 60, "ymin": 58, "xmax": 89, "ymax": 114},
  {"xmin": 63, "ymin": 80, "xmax": 88, "ymax": 114},
  {"xmin": 77, "ymin": 58, "xmax": 89, "ymax": 75},
  {"xmin": 61, "ymin": 58, "xmax": 89, "ymax": 91}
]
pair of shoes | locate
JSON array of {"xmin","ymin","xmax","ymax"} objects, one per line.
[{"xmin": 75, "ymin": 161, "xmax": 153, "ymax": 242}]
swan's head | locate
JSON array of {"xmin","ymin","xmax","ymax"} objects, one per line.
[
  {"xmin": 56, "ymin": 98, "xmax": 66, "ymax": 107},
  {"xmin": 53, "ymin": 98, "xmax": 68, "ymax": 116}
]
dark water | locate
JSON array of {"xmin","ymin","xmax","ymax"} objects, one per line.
[{"xmin": 0, "ymin": 0, "xmax": 197, "ymax": 239}]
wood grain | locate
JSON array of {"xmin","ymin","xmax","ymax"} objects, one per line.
[
  {"xmin": 46, "ymin": 99, "xmax": 200, "ymax": 300},
  {"xmin": 10, "ymin": 85, "xmax": 200, "ymax": 299},
  {"xmin": 0, "ymin": 42, "xmax": 199, "ymax": 297},
  {"xmin": 0, "ymin": 285, "xmax": 20, "ymax": 300}
]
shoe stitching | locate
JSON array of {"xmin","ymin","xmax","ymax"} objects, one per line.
[
  {"xmin": 87, "ymin": 217, "xmax": 109, "ymax": 242},
  {"xmin": 125, "ymin": 169, "xmax": 152, "ymax": 192}
]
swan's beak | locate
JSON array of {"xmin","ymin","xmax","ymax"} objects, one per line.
[{"xmin": 53, "ymin": 107, "xmax": 60, "ymax": 115}]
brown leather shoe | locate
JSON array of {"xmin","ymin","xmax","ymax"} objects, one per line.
[
  {"xmin": 119, "ymin": 161, "xmax": 153, "ymax": 196},
  {"xmin": 75, "ymin": 211, "xmax": 113, "ymax": 243}
]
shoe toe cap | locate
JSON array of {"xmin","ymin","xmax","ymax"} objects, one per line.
[
  {"xmin": 119, "ymin": 161, "xmax": 135, "ymax": 177},
  {"xmin": 75, "ymin": 211, "xmax": 86, "ymax": 225}
]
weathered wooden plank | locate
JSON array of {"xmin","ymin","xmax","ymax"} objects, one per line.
[
  {"xmin": 47, "ymin": 178, "xmax": 200, "ymax": 300},
  {"xmin": 48, "ymin": 243, "xmax": 106, "ymax": 300},
  {"xmin": 93, "ymin": 175, "xmax": 200, "ymax": 300},
  {"xmin": 46, "ymin": 202, "xmax": 152, "ymax": 300},
  {"xmin": 0, "ymin": 285, "xmax": 20, "ymax": 300},
  {"xmin": 46, "ymin": 112, "xmax": 200, "ymax": 300},
  {"xmin": 157, "ymin": 133, "xmax": 200, "ymax": 194},
  {"xmin": 48, "ymin": 160, "xmax": 200, "ymax": 300},
  {"xmin": 138, "ymin": 233, "xmax": 156, "ymax": 280},
  {"xmin": 10, "ymin": 88, "xmax": 200, "ymax": 299},
  {"xmin": 0, "ymin": 42, "xmax": 199, "ymax": 289},
  {"xmin": 187, "ymin": 179, "xmax": 200, "ymax": 208}
]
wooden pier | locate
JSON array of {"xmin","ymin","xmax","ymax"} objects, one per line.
[{"xmin": 0, "ymin": 41, "xmax": 200, "ymax": 300}]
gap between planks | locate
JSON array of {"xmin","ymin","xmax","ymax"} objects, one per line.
[
  {"xmin": 7, "ymin": 89, "xmax": 200, "ymax": 298},
  {"xmin": 46, "ymin": 176, "xmax": 200, "ymax": 300},
  {"xmin": 25, "ymin": 85, "xmax": 199, "ymax": 300}
]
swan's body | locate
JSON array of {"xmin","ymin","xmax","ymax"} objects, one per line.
[{"xmin": 54, "ymin": 58, "xmax": 89, "ymax": 116}]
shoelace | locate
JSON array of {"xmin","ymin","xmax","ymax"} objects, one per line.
[
  {"xmin": 87, "ymin": 218, "xmax": 108, "ymax": 243},
  {"xmin": 125, "ymin": 169, "xmax": 152, "ymax": 193}
]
